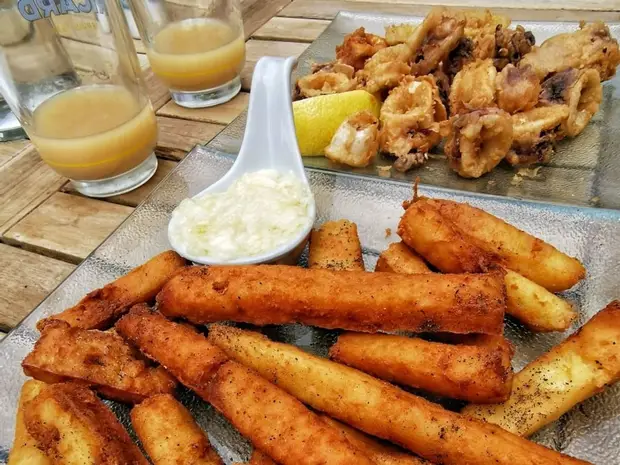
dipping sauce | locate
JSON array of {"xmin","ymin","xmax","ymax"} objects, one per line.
[{"xmin": 170, "ymin": 170, "xmax": 313, "ymax": 261}]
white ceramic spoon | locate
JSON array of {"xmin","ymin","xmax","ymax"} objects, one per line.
[{"xmin": 168, "ymin": 55, "xmax": 316, "ymax": 265}]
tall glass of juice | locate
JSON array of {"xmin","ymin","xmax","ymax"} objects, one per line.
[
  {"xmin": 0, "ymin": 0, "xmax": 158, "ymax": 198},
  {"xmin": 130, "ymin": 0, "xmax": 245, "ymax": 108}
]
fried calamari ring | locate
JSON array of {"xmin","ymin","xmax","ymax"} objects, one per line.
[
  {"xmin": 539, "ymin": 68, "xmax": 602, "ymax": 137},
  {"xmin": 506, "ymin": 106, "xmax": 570, "ymax": 166},
  {"xmin": 463, "ymin": 9, "xmax": 510, "ymax": 60},
  {"xmin": 296, "ymin": 63, "xmax": 357, "ymax": 99},
  {"xmin": 336, "ymin": 27, "xmax": 387, "ymax": 70},
  {"xmin": 410, "ymin": 14, "xmax": 465, "ymax": 76},
  {"xmin": 494, "ymin": 25, "xmax": 535, "ymax": 70},
  {"xmin": 495, "ymin": 64, "xmax": 540, "ymax": 114},
  {"xmin": 356, "ymin": 44, "xmax": 413, "ymax": 94},
  {"xmin": 385, "ymin": 23, "xmax": 417, "ymax": 46},
  {"xmin": 325, "ymin": 111, "xmax": 379, "ymax": 168},
  {"xmin": 379, "ymin": 76, "xmax": 447, "ymax": 160},
  {"xmin": 445, "ymin": 108, "xmax": 513, "ymax": 178},
  {"xmin": 449, "ymin": 59, "xmax": 497, "ymax": 115}
]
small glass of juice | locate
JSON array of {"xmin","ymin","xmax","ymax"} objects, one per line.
[
  {"xmin": 130, "ymin": 0, "xmax": 245, "ymax": 108},
  {"xmin": 0, "ymin": 2, "xmax": 158, "ymax": 198}
]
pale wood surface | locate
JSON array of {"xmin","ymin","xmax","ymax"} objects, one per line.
[{"xmin": 0, "ymin": 0, "xmax": 617, "ymax": 333}]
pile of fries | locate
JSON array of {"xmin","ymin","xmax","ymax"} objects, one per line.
[{"xmin": 8, "ymin": 191, "xmax": 620, "ymax": 465}]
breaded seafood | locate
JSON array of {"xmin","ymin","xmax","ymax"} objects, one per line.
[
  {"xmin": 308, "ymin": 219, "xmax": 365, "ymax": 271},
  {"xmin": 325, "ymin": 111, "xmax": 380, "ymax": 168}
]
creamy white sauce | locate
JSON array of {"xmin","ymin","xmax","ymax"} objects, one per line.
[{"xmin": 170, "ymin": 169, "xmax": 313, "ymax": 261}]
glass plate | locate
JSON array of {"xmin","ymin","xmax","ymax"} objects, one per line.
[
  {"xmin": 1, "ymin": 146, "xmax": 619, "ymax": 464},
  {"xmin": 209, "ymin": 11, "xmax": 620, "ymax": 210}
]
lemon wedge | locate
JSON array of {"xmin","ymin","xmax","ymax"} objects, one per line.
[{"xmin": 293, "ymin": 90, "xmax": 381, "ymax": 156}]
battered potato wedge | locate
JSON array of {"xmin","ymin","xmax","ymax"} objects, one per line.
[
  {"xmin": 206, "ymin": 361, "xmax": 377, "ymax": 465},
  {"xmin": 308, "ymin": 220, "xmax": 365, "ymax": 271},
  {"xmin": 131, "ymin": 394, "xmax": 222, "ymax": 465},
  {"xmin": 233, "ymin": 451, "xmax": 278, "ymax": 465},
  {"xmin": 398, "ymin": 199, "xmax": 576, "ymax": 332},
  {"xmin": 428, "ymin": 199, "xmax": 586, "ymax": 292},
  {"xmin": 208, "ymin": 325, "xmax": 590, "ymax": 465},
  {"xmin": 157, "ymin": 265, "xmax": 506, "ymax": 335},
  {"xmin": 22, "ymin": 320, "xmax": 176, "ymax": 403},
  {"xmin": 374, "ymin": 242, "xmax": 431, "ymax": 274},
  {"xmin": 8, "ymin": 380, "xmax": 51, "ymax": 465},
  {"xmin": 321, "ymin": 416, "xmax": 429, "ymax": 465},
  {"xmin": 463, "ymin": 300, "xmax": 620, "ymax": 436},
  {"xmin": 38, "ymin": 251, "xmax": 187, "ymax": 330},
  {"xmin": 330, "ymin": 332, "xmax": 513, "ymax": 403},
  {"xmin": 115, "ymin": 305, "xmax": 229, "ymax": 399},
  {"xmin": 24, "ymin": 382, "xmax": 148, "ymax": 464}
]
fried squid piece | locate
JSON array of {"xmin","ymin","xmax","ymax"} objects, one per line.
[
  {"xmin": 463, "ymin": 10, "xmax": 510, "ymax": 59},
  {"xmin": 493, "ymin": 25, "xmax": 535, "ymax": 70},
  {"xmin": 336, "ymin": 27, "xmax": 387, "ymax": 70},
  {"xmin": 296, "ymin": 62, "xmax": 357, "ymax": 99},
  {"xmin": 520, "ymin": 21, "xmax": 620, "ymax": 81},
  {"xmin": 385, "ymin": 23, "xmax": 417, "ymax": 46},
  {"xmin": 356, "ymin": 44, "xmax": 412, "ymax": 94},
  {"xmin": 449, "ymin": 59, "xmax": 497, "ymax": 115},
  {"xmin": 539, "ymin": 68, "xmax": 602, "ymax": 137},
  {"xmin": 495, "ymin": 64, "xmax": 540, "ymax": 114},
  {"xmin": 379, "ymin": 76, "xmax": 447, "ymax": 165},
  {"xmin": 325, "ymin": 110, "xmax": 379, "ymax": 168},
  {"xmin": 445, "ymin": 108, "xmax": 513, "ymax": 178},
  {"xmin": 506, "ymin": 106, "xmax": 570, "ymax": 166}
]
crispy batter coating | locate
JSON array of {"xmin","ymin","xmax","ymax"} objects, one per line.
[
  {"xmin": 8, "ymin": 380, "xmax": 51, "ymax": 465},
  {"xmin": 374, "ymin": 242, "xmax": 430, "ymax": 274},
  {"xmin": 506, "ymin": 105, "xmax": 570, "ymax": 166},
  {"xmin": 308, "ymin": 220, "xmax": 365, "ymax": 271},
  {"xmin": 207, "ymin": 325, "xmax": 592, "ymax": 465},
  {"xmin": 409, "ymin": 13, "xmax": 465, "ymax": 76},
  {"xmin": 493, "ymin": 25, "xmax": 535, "ymax": 70},
  {"xmin": 296, "ymin": 63, "xmax": 357, "ymax": 99},
  {"xmin": 330, "ymin": 332, "xmax": 514, "ymax": 403},
  {"xmin": 325, "ymin": 110, "xmax": 379, "ymax": 167},
  {"xmin": 539, "ymin": 68, "xmax": 602, "ymax": 137},
  {"xmin": 520, "ymin": 21, "xmax": 620, "ymax": 81},
  {"xmin": 131, "ymin": 394, "xmax": 222, "ymax": 465},
  {"xmin": 444, "ymin": 107, "xmax": 513, "ymax": 178},
  {"xmin": 356, "ymin": 44, "xmax": 413, "ymax": 94},
  {"xmin": 206, "ymin": 361, "xmax": 377, "ymax": 465},
  {"xmin": 115, "ymin": 305, "xmax": 229, "ymax": 399},
  {"xmin": 464, "ymin": 300, "xmax": 620, "ymax": 437},
  {"xmin": 449, "ymin": 59, "xmax": 497, "ymax": 115},
  {"xmin": 37, "ymin": 250, "xmax": 187, "ymax": 331},
  {"xmin": 157, "ymin": 265, "xmax": 506, "ymax": 335},
  {"xmin": 495, "ymin": 64, "xmax": 540, "ymax": 114},
  {"xmin": 379, "ymin": 76, "xmax": 447, "ymax": 160},
  {"xmin": 22, "ymin": 320, "xmax": 176, "ymax": 403},
  {"xmin": 463, "ymin": 10, "xmax": 511, "ymax": 60},
  {"xmin": 385, "ymin": 23, "xmax": 417, "ymax": 46},
  {"xmin": 428, "ymin": 198, "xmax": 585, "ymax": 292},
  {"xmin": 24, "ymin": 382, "xmax": 148, "ymax": 464},
  {"xmin": 336, "ymin": 27, "xmax": 387, "ymax": 70},
  {"xmin": 233, "ymin": 451, "xmax": 278, "ymax": 465}
]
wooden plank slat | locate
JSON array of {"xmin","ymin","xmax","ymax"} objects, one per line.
[
  {"xmin": 0, "ymin": 243, "xmax": 75, "ymax": 331},
  {"xmin": 242, "ymin": 40, "xmax": 309, "ymax": 90},
  {"xmin": 279, "ymin": 0, "xmax": 620, "ymax": 20},
  {"xmin": 0, "ymin": 145, "xmax": 66, "ymax": 235},
  {"xmin": 62, "ymin": 158, "xmax": 178, "ymax": 207},
  {"xmin": 157, "ymin": 93, "xmax": 249, "ymax": 125},
  {"xmin": 143, "ymin": 68, "xmax": 171, "ymax": 111},
  {"xmin": 0, "ymin": 140, "xmax": 29, "ymax": 169},
  {"xmin": 253, "ymin": 17, "xmax": 330, "ymax": 42},
  {"xmin": 3, "ymin": 192, "xmax": 133, "ymax": 264},
  {"xmin": 241, "ymin": 0, "xmax": 295, "ymax": 37},
  {"xmin": 156, "ymin": 117, "xmax": 224, "ymax": 160}
]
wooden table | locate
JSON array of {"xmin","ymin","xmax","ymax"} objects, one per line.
[{"xmin": 0, "ymin": 0, "xmax": 617, "ymax": 339}]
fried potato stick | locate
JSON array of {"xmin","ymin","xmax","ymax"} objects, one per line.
[
  {"xmin": 24, "ymin": 382, "xmax": 148, "ymax": 464},
  {"xmin": 398, "ymin": 199, "xmax": 576, "ymax": 331},
  {"xmin": 115, "ymin": 305, "xmax": 229, "ymax": 399},
  {"xmin": 208, "ymin": 325, "xmax": 591, "ymax": 465},
  {"xmin": 22, "ymin": 320, "xmax": 176, "ymax": 403},
  {"xmin": 233, "ymin": 451, "xmax": 278, "ymax": 465},
  {"xmin": 38, "ymin": 251, "xmax": 187, "ymax": 330},
  {"xmin": 428, "ymin": 199, "xmax": 585, "ymax": 292},
  {"xmin": 308, "ymin": 220, "xmax": 365, "ymax": 271},
  {"xmin": 8, "ymin": 380, "xmax": 51, "ymax": 465},
  {"xmin": 157, "ymin": 265, "xmax": 505, "ymax": 335},
  {"xmin": 374, "ymin": 243, "xmax": 431, "ymax": 274},
  {"xmin": 206, "ymin": 361, "xmax": 377, "ymax": 465},
  {"xmin": 131, "ymin": 394, "xmax": 222, "ymax": 465},
  {"xmin": 463, "ymin": 300, "xmax": 620, "ymax": 436},
  {"xmin": 330, "ymin": 332, "xmax": 513, "ymax": 403}
]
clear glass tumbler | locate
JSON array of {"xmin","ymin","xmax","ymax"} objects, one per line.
[
  {"xmin": 130, "ymin": 0, "xmax": 245, "ymax": 108},
  {"xmin": 0, "ymin": 0, "xmax": 158, "ymax": 198}
]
